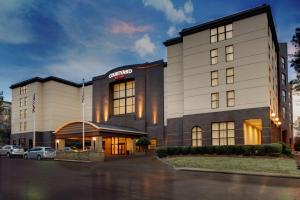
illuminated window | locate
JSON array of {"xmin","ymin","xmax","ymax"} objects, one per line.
[
  {"xmin": 212, "ymin": 122, "xmax": 235, "ymax": 145},
  {"xmin": 210, "ymin": 49, "xmax": 218, "ymax": 65},
  {"xmin": 211, "ymin": 93, "xmax": 219, "ymax": 109},
  {"xmin": 210, "ymin": 24, "xmax": 232, "ymax": 43},
  {"xmin": 113, "ymin": 80, "xmax": 135, "ymax": 115},
  {"xmin": 192, "ymin": 126, "xmax": 202, "ymax": 147},
  {"xmin": 226, "ymin": 90, "xmax": 235, "ymax": 107},
  {"xmin": 226, "ymin": 45, "xmax": 234, "ymax": 61},
  {"xmin": 226, "ymin": 68, "xmax": 234, "ymax": 84},
  {"xmin": 111, "ymin": 137, "xmax": 126, "ymax": 155},
  {"xmin": 211, "ymin": 70, "xmax": 218, "ymax": 86}
]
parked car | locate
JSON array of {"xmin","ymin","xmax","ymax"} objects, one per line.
[
  {"xmin": 24, "ymin": 147, "xmax": 56, "ymax": 160},
  {"xmin": 0, "ymin": 145, "xmax": 24, "ymax": 158},
  {"xmin": 64, "ymin": 146, "xmax": 79, "ymax": 152}
]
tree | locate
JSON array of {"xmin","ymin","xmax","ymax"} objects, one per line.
[
  {"xmin": 136, "ymin": 137, "xmax": 151, "ymax": 152},
  {"xmin": 290, "ymin": 28, "xmax": 300, "ymax": 90}
]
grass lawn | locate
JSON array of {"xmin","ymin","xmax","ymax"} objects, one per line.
[{"xmin": 163, "ymin": 156, "xmax": 300, "ymax": 175}]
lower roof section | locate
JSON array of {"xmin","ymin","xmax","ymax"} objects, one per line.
[{"xmin": 54, "ymin": 121, "xmax": 147, "ymax": 139}]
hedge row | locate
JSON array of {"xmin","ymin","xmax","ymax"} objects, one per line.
[{"xmin": 156, "ymin": 143, "xmax": 284, "ymax": 158}]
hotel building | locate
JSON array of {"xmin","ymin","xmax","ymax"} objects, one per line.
[{"xmin": 10, "ymin": 5, "xmax": 293, "ymax": 155}]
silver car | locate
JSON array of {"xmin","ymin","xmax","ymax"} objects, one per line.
[
  {"xmin": 24, "ymin": 147, "xmax": 56, "ymax": 160},
  {"xmin": 0, "ymin": 145, "xmax": 25, "ymax": 158}
]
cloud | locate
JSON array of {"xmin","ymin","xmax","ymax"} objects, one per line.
[
  {"xmin": 134, "ymin": 34, "xmax": 155, "ymax": 57},
  {"xmin": 108, "ymin": 19, "xmax": 153, "ymax": 35},
  {"xmin": 184, "ymin": 0, "xmax": 193, "ymax": 14},
  {"xmin": 167, "ymin": 26, "xmax": 179, "ymax": 37},
  {"xmin": 142, "ymin": 0, "xmax": 194, "ymax": 24},
  {"xmin": 0, "ymin": 0, "xmax": 35, "ymax": 44}
]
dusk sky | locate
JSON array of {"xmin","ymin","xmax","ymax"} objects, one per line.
[{"xmin": 0, "ymin": 0, "xmax": 299, "ymax": 101}]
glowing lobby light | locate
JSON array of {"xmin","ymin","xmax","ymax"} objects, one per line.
[
  {"xmin": 92, "ymin": 137, "xmax": 96, "ymax": 141},
  {"xmin": 56, "ymin": 140, "xmax": 59, "ymax": 144},
  {"xmin": 278, "ymin": 121, "xmax": 282, "ymax": 125},
  {"xmin": 275, "ymin": 117, "xmax": 279, "ymax": 122},
  {"xmin": 271, "ymin": 113, "xmax": 276, "ymax": 118}
]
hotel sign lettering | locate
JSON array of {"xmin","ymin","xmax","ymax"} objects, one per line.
[{"xmin": 109, "ymin": 69, "xmax": 133, "ymax": 80}]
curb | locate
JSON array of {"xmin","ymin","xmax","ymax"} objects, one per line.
[
  {"xmin": 54, "ymin": 159, "xmax": 92, "ymax": 163},
  {"xmin": 175, "ymin": 167, "xmax": 300, "ymax": 179}
]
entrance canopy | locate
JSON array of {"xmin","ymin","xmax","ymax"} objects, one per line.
[{"xmin": 54, "ymin": 121, "xmax": 147, "ymax": 139}]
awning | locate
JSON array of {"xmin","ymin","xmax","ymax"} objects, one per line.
[{"xmin": 54, "ymin": 121, "xmax": 147, "ymax": 139}]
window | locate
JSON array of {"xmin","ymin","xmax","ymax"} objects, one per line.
[
  {"xmin": 210, "ymin": 24, "xmax": 232, "ymax": 43},
  {"xmin": 24, "ymin": 97, "xmax": 27, "ymax": 106},
  {"xmin": 281, "ymin": 73, "xmax": 286, "ymax": 85},
  {"xmin": 282, "ymin": 107, "xmax": 286, "ymax": 120},
  {"xmin": 19, "ymin": 110, "xmax": 22, "ymax": 119},
  {"xmin": 19, "ymin": 86, "xmax": 27, "ymax": 95},
  {"xmin": 227, "ymin": 90, "xmax": 235, "ymax": 107},
  {"xmin": 19, "ymin": 122, "xmax": 22, "ymax": 131},
  {"xmin": 113, "ymin": 80, "xmax": 135, "ymax": 115},
  {"xmin": 212, "ymin": 122, "xmax": 235, "ymax": 145},
  {"xmin": 20, "ymin": 98, "xmax": 23, "ymax": 107},
  {"xmin": 23, "ymin": 121, "xmax": 27, "ymax": 131},
  {"xmin": 226, "ymin": 68, "xmax": 234, "ymax": 84},
  {"xmin": 226, "ymin": 45, "xmax": 234, "ymax": 61},
  {"xmin": 210, "ymin": 28, "xmax": 217, "ymax": 43},
  {"xmin": 282, "ymin": 90, "xmax": 286, "ymax": 103},
  {"xmin": 192, "ymin": 126, "xmax": 202, "ymax": 147},
  {"xmin": 211, "ymin": 93, "xmax": 219, "ymax": 109},
  {"xmin": 211, "ymin": 71, "xmax": 218, "ymax": 86},
  {"xmin": 210, "ymin": 49, "xmax": 218, "ymax": 64},
  {"xmin": 24, "ymin": 109, "xmax": 27, "ymax": 119},
  {"xmin": 281, "ymin": 57, "xmax": 285, "ymax": 70}
]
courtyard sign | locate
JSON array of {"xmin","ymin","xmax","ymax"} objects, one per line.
[{"xmin": 109, "ymin": 69, "xmax": 133, "ymax": 80}]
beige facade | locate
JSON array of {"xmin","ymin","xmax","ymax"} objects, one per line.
[
  {"xmin": 165, "ymin": 13, "xmax": 278, "ymax": 121},
  {"xmin": 11, "ymin": 80, "xmax": 92, "ymax": 135}
]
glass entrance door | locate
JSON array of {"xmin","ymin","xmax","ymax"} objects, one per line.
[{"xmin": 111, "ymin": 137, "xmax": 126, "ymax": 155}]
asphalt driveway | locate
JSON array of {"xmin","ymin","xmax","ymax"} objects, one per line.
[{"xmin": 0, "ymin": 157, "xmax": 300, "ymax": 200}]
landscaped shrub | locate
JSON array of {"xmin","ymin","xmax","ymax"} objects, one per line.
[
  {"xmin": 156, "ymin": 143, "xmax": 284, "ymax": 158},
  {"xmin": 279, "ymin": 142, "xmax": 292, "ymax": 156},
  {"xmin": 294, "ymin": 143, "xmax": 300, "ymax": 152}
]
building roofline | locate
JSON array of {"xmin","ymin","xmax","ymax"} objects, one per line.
[
  {"xmin": 163, "ymin": 4, "xmax": 279, "ymax": 51},
  {"xmin": 92, "ymin": 59, "xmax": 165, "ymax": 81},
  {"xmin": 10, "ymin": 76, "xmax": 93, "ymax": 89}
]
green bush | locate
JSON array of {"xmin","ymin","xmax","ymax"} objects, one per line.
[
  {"xmin": 279, "ymin": 142, "xmax": 292, "ymax": 156},
  {"xmin": 156, "ymin": 143, "xmax": 284, "ymax": 158},
  {"xmin": 294, "ymin": 143, "xmax": 300, "ymax": 151}
]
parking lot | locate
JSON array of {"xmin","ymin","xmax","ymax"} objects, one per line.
[{"xmin": 1, "ymin": 156, "xmax": 300, "ymax": 200}]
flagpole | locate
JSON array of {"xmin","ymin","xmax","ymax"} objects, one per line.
[
  {"xmin": 33, "ymin": 93, "xmax": 36, "ymax": 148},
  {"xmin": 82, "ymin": 79, "xmax": 85, "ymax": 151}
]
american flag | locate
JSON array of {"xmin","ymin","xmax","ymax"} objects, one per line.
[{"xmin": 32, "ymin": 93, "xmax": 36, "ymax": 113}]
